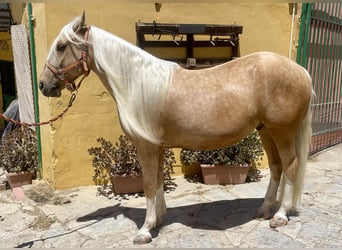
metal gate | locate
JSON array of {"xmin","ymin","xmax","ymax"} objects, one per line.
[{"xmin": 297, "ymin": 3, "xmax": 342, "ymax": 154}]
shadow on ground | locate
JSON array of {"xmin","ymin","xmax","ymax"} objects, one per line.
[{"xmin": 77, "ymin": 198, "xmax": 264, "ymax": 236}]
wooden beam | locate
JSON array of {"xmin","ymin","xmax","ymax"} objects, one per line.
[{"xmin": 136, "ymin": 22, "xmax": 243, "ymax": 36}]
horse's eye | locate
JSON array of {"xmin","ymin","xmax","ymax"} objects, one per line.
[{"xmin": 57, "ymin": 43, "xmax": 67, "ymax": 52}]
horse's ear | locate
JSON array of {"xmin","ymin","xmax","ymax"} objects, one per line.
[
  {"xmin": 81, "ymin": 11, "xmax": 86, "ymax": 27},
  {"xmin": 73, "ymin": 11, "xmax": 87, "ymax": 33}
]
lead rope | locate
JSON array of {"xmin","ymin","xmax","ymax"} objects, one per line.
[
  {"xmin": 0, "ymin": 92, "xmax": 76, "ymax": 127},
  {"xmin": 0, "ymin": 74, "xmax": 87, "ymax": 127}
]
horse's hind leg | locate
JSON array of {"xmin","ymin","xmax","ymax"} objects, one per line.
[
  {"xmin": 255, "ymin": 127, "xmax": 282, "ymax": 220},
  {"xmin": 269, "ymin": 131, "xmax": 298, "ymax": 228},
  {"xmin": 133, "ymin": 143, "xmax": 165, "ymax": 244}
]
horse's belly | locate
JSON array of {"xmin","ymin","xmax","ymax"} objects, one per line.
[
  {"xmin": 160, "ymin": 92, "xmax": 259, "ymax": 149},
  {"xmin": 161, "ymin": 119, "xmax": 258, "ymax": 149}
]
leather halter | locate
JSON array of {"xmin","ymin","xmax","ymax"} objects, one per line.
[{"xmin": 46, "ymin": 26, "xmax": 90, "ymax": 92}]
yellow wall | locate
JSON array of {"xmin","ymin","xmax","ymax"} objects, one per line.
[
  {"xmin": 0, "ymin": 32, "xmax": 13, "ymax": 62},
  {"xmin": 30, "ymin": 2, "xmax": 300, "ymax": 189}
]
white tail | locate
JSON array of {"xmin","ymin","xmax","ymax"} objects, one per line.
[{"xmin": 292, "ymin": 101, "xmax": 313, "ymax": 206}]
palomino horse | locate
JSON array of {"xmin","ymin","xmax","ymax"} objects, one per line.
[{"xmin": 39, "ymin": 13, "xmax": 313, "ymax": 244}]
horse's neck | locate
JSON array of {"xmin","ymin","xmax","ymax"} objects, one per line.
[
  {"xmin": 89, "ymin": 27, "xmax": 177, "ymax": 144},
  {"xmin": 90, "ymin": 28, "xmax": 172, "ymax": 92},
  {"xmin": 90, "ymin": 31, "xmax": 139, "ymax": 85}
]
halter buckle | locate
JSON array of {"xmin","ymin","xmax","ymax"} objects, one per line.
[{"xmin": 56, "ymin": 69, "xmax": 66, "ymax": 81}]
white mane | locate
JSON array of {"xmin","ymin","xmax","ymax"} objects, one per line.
[{"xmin": 59, "ymin": 19, "xmax": 179, "ymax": 144}]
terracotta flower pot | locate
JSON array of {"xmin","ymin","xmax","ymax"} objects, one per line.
[
  {"xmin": 200, "ymin": 164, "xmax": 248, "ymax": 185},
  {"xmin": 111, "ymin": 175, "xmax": 144, "ymax": 195},
  {"xmin": 5, "ymin": 171, "xmax": 33, "ymax": 189}
]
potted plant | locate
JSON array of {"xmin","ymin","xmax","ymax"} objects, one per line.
[
  {"xmin": 0, "ymin": 126, "xmax": 39, "ymax": 189},
  {"xmin": 88, "ymin": 135, "xmax": 176, "ymax": 195},
  {"xmin": 180, "ymin": 131, "xmax": 263, "ymax": 185}
]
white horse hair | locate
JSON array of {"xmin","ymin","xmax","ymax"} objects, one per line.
[{"xmin": 58, "ymin": 19, "xmax": 180, "ymax": 144}]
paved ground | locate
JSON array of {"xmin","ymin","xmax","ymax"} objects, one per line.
[{"xmin": 0, "ymin": 143, "xmax": 341, "ymax": 248}]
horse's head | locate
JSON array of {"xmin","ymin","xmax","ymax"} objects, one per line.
[{"xmin": 39, "ymin": 12, "xmax": 91, "ymax": 97}]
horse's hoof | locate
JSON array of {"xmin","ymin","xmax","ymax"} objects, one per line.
[
  {"xmin": 270, "ymin": 216, "xmax": 288, "ymax": 228},
  {"xmin": 255, "ymin": 207, "xmax": 272, "ymax": 220},
  {"xmin": 133, "ymin": 233, "xmax": 152, "ymax": 245}
]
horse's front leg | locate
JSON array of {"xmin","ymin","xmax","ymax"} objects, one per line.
[
  {"xmin": 156, "ymin": 162, "xmax": 166, "ymax": 225},
  {"xmin": 133, "ymin": 143, "xmax": 165, "ymax": 244}
]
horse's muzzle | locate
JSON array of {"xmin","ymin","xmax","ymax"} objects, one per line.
[{"xmin": 39, "ymin": 81, "xmax": 61, "ymax": 97}]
